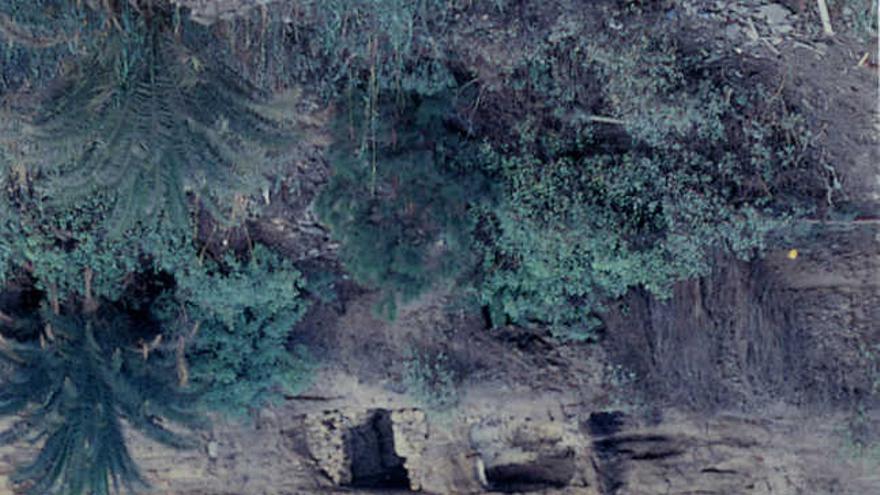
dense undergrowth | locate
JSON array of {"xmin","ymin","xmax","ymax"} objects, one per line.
[
  {"xmin": 315, "ymin": 10, "xmax": 826, "ymax": 338},
  {"xmin": 0, "ymin": 0, "xmax": 833, "ymax": 493},
  {"xmin": 0, "ymin": 2, "xmax": 310, "ymax": 493}
]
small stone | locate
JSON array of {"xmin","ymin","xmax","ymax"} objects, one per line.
[
  {"xmin": 759, "ymin": 4, "xmax": 791, "ymax": 26},
  {"xmin": 207, "ymin": 441, "xmax": 219, "ymax": 459},
  {"xmin": 724, "ymin": 24, "xmax": 743, "ymax": 40}
]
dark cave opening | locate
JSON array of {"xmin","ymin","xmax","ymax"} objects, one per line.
[
  {"xmin": 483, "ymin": 448, "xmax": 576, "ymax": 493},
  {"xmin": 345, "ymin": 409, "xmax": 411, "ymax": 490}
]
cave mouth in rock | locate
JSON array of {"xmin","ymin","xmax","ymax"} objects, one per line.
[
  {"xmin": 484, "ymin": 449, "xmax": 576, "ymax": 493},
  {"xmin": 345, "ymin": 409, "xmax": 412, "ymax": 490},
  {"xmin": 587, "ymin": 411, "xmax": 626, "ymax": 436}
]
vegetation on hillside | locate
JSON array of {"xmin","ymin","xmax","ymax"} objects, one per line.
[
  {"xmin": 464, "ymin": 28, "xmax": 822, "ymax": 339},
  {"xmin": 167, "ymin": 245, "xmax": 313, "ymax": 416},
  {"xmin": 315, "ymin": 19, "xmax": 825, "ymax": 338},
  {"xmin": 0, "ymin": 302, "xmax": 203, "ymax": 495},
  {"xmin": 316, "ymin": 93, "xmax": 485, "ymax": 318},
  {"xmin": 0, "ymin": 1, "xmax": 312, "ymax": 492},
  {"xmin": 0, "ymin": 0, "xmax": 834, "ymax": 492}
]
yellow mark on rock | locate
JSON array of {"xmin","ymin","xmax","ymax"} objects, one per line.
[{"xmin": 787, "ymin": 249, "xmax": 799, "ymax": 260}]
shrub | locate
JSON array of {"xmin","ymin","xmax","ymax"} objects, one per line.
[
  {"xmin": 170, "ymin": 245, "xmax": 312, "ymax": 417},
  {"xmin": 317, "ymin": 22, "xmax": 824, "ymax": 339},
  {"xmin": 402, "ymin": 348, "xmax": 458, "ymax": 411},
  {"xmin": 467, "ymin": 25, "xmax": 823, "ymax": 339},
  {"xmin": 0, "ymin": 0, "xmax": 299, "ymax": 297},
  {"xmin": 0, "ymin": 1, "xmax": 104, "ymax": 95},
  {"xmin": 0, "ymin": 1, "xmax": 317, "ymax": 489},
  {"xmin": 0, "ymin": 184, "xmax": 198, "ymax": 301},
  {"xmin": 317, "ymin": 92, "xmax": 485, "ymax": 318}
]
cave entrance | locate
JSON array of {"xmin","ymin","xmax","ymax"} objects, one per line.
[
  {"xmin": 483, "ymin": 449, "xmax": 576, "ymax": 493},
  {"xmin": 345, "ymin": 409, "xmax": 411, "ymax": 490},
  {"xmin": 587, "ymin": 411, "xmax": 625, "ymax": 436}
]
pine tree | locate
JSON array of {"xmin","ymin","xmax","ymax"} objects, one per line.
[
  {"xmin": 11, "ymin": 0, "xmax": 297, "ymax": 239},
  {"xmin": 0, "ymin": 302, "xmax": 204, "ymax": 495},
  {"xmin": 316, "ymin": 92, "xmax": 484, "ymax": 318}
]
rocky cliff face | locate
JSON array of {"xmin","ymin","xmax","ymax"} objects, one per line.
[{"xmin": 5, "ymin": 400, "xmax": 876, "ymax": 494}]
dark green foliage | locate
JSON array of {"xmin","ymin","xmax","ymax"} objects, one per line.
[
  {"xmin": 468, "ymin": 28, "xmax": 823, "ymax": 339},
  {"xmin": 470, "ymin": 135, "xmax": 786, "ymax": 340},
  {"xmin": 0, "ymin": 1, "xmax": 130, "ymax": 96},
  {"xmin": 0, "ymin": 179, "xmax": 14, "ymax": 285},
  {"xmin": 0, "ymin": 0, "xmax": 316, "ymax": 489},
  {"xmin": 317, "ymin": 93, "xmax": 483, "ymax": 318},
  {"xmin": 0, "ymin": 0, "xmax": 300, "ymax": 297},
  {"xmin": 0, "ymin": 117, "xmax": 27, "ymax": 283},
  {"xmin": 402, "ymin": 347, "xmax": 458, "ymax": 411},
  {"xmin": 0, "ymin": 8, "xmax": 839, "ymax": 495},
  {"xmin": 317, "ymin": 20, "xmax": 825, "ymax": 339},
  {"xmin": 31, "ymin": 8, "xmax": 294, "ymax": 238},
  {"xmin": 171, "ymin": 245, "xmax": 312, "ymax": 417},
  {"xmin": 301, "ymin": 267, "xmax": 340, "ymax": 305},
  {"xmin": 0, "ymin": 183, "xmax": 195, "ymax": 302},
  {"xmin": 1, "ymin": 0, "xmax": 315, "ymax": 426},
  {"xmin": 0, "ymin": 304, "xmax": 203, "ymax": 495},
  {"xmin": 263, "ymin": 0, "xmax": 461, "ymax": 98},
  {"xmin": 211, "ymin": 0, "xmax": 512, "ymax": 101},
  {"xmin": 0, "ymin": 1, "xmax": 298, "ymax": 243}
]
